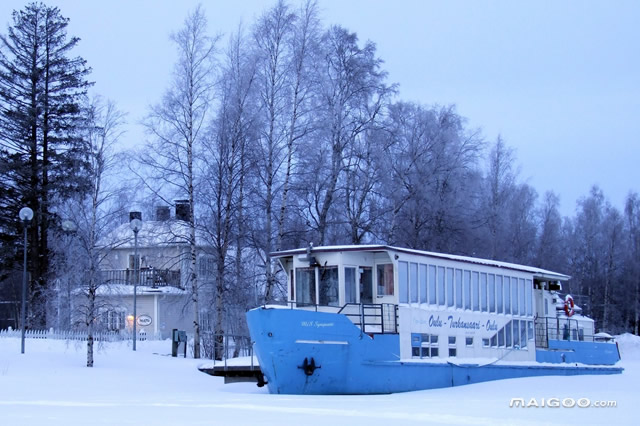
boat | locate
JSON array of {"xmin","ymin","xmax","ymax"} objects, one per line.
[{"xmin": 246, "ymin": 245, "xmax": 622, "ymax": 394}]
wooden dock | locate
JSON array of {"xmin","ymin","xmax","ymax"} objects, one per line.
[{"xmin": 199, "ymin": 363, "xmax": 266, "ymax": 387}]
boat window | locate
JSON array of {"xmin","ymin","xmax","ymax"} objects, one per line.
[
  {"xmin": 513, "ymin": 320, "xmax": 520, "ymax": 347},
  {"xmin": 290, "ymin": 269, "xmax": 294, "ymax": 301},
  {"xmin": 295, "ymin": 267, "xmax": 316, "ymax": 306},
  {"xmin": 448, "ymin": 336, "xmax": 456, "ymax": 345},
  {"xmin": 578, "ymin": 328, "xmax": 584, "ymax": 341},
  {"xmin": 438, "ymin": 267, "xmax": 445, "ymax": 306},
  {"xmin": 412, "ymin": 333, "xmax": 439, "ymax": 358},
  {"xmin": 319, "ymin": 266, "xmax": 339, "ymax": 306},
  {"xmin": 377, "ymin": 264, "xmax": 394, "ymax": 296},
  {"xmin": 512, "ymin": 277, "xmax": 519, "ymax": 316},
  {"xmin": 498, "ymin": 328, "xmax": 505, "ymax": 347},
  {"xmin": 419, "ymin": 264, "xmax": 427, "ymax": 303},
  {"xmin": 360, "ymin": 267, "xmax": 373, "ymax": 303},
  {"xmin": 528, "ymin": 321, "xmax": 534, "ymax": 341},
  {"xmin": 466, "ymin": 337, "xmax": 473, "ymax": 347},
  {"xmin": 519, "ymin": 279, "xmax": 526, "ymax": 316},
  {"xmin": 504, "ymin": 277, "xmax": 511, "ymax": 314},
  {"xmin": 525, "ymin": 279, "xmax": 533, "ymax": 316},
  {"xmin": 520, "ymin": 321, "xmax": 527, "ymax": 347},
  {"xmin": 506, "ymin": 321, "xmax": 513, "ymax": 347},
  {"xmin": 480, "ymin": 273, "xmax": 488, "ymax": 312},
  {"xmin": 472, "ymin": 272, "xmax": 479, "ymax": 311},
  {"xmin": 491, "ymin": 335, "xmax": 497, "ymax": 347},
  {"xmin": 345, "ymin": 267, "xmax": 357, "ymax": 303},
  {"xmin": 496, "ymin": 275, "xmax": 503, "ymax": 314},
  {"xmin": 455, "ymin": 269, "xmax": 462, "ymax": 308},
  {"xmin": 446, "ymin": 268, "xmax": 454, "ymax": 307},
  {"xmin": 482, "ymin": 338, "xmax": 490, "ymax": 347},
  {"xmin": 410, "ymin": 263, "xmax": 419, "ymax": 303},
  {"xmin": 488, "ymin": 274, "xmax": 496, "ymax": 313},
  {"xmin": 463, "ymin": 270, "xmax": 471, "ymax": 310},
  {"xmin": 398, "ymin": 261, "xmax": 408, "ymax": 303},
  {"xmin": 428, "ymin": 265, "xmax": 437, "ymax": 304}
]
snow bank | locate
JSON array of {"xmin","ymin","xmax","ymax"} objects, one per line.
[
  {"xmin": 0, "ymin": 334, "xmax": 637, "ymax": 425},
  {"xmin": 616, "ymin": 332, "xmax": 640, "ymax": 361}
]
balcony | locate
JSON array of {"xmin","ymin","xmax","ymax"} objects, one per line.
[{"xmin": 100, "ymin": 268, "xmax": 183, "ymax": 289}]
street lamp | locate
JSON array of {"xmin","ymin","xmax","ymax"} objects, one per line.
[
  {"xmin": 19, "ymin": 206, "xmax": 33, "ymax": 354},
  {"xmin": 129, "ymin": 214, "xmax": 142, "ymax": 351}
]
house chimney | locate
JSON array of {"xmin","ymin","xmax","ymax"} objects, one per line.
[
  {"xmin": 174, "ymin": 200, "xmax": 190, "ymax": 222},
  {"xmin": 156, "ymin": 205, "xmax": 170, "ymax": 221},
  {"xmin": 129, "ymin": 211, "xmax": 142, "ymax": 222}
]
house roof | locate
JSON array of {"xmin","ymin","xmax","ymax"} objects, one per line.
[
  {"xmin": 99, "ymin": 220, "xmax": 207, "ymax": 249},
  {"xmin": 95, "ymin": 284, "xmax": 188, "ymax": 296}
]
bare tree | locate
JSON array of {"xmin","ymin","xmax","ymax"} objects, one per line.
[
  {"xmin": 136, "ymin": 6, "xmax": 217, "ymax": 358},
  {"xmin": 60, "ymin": 97, "xmax": 126, "ymax": 367},
  {"xmin": 625, "ymin": 192, "xmax": 640, "ymax": 334},
  {"xmin": 250, "ymin": 0, "xmax": 321, "ymax": 302},
  {"xmin": 251, "ymin": 0, "xmax": 296, "ymax": 302},
  {"xmin": 535, "ymin": 191, "xmax": 565, "ymax": 271},
  {"xmin": 301, "ymin": 25, "xmax": 393, "ymax": 245},
  {"xmin": 200, "ymin": 27, "xmax": 257, "ymax": 360}
]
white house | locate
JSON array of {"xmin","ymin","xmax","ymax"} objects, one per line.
[{"xmin": 91, "ymin": 203, "xmax": 216, "ymax": 339}]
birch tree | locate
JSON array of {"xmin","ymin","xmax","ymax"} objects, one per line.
[
  {"xmin": 137, "ymin": 6, "xmax": 217, "ymax": 358},
  {"xmin": 251, "ymin": 0, "xmax": 321, "ymax": 302},
  {"xmin": 302, "ymin": 25, "xmax": 392, "ymax": 245},
  {"xmin": 201, "ymin": 28, "xmax": 257, "ymax": 360},
  {"xmin": 60, "ymin": 97, "xmax": 126, "ymax": 367},
  {"xmin": 624, "ymin": 193, "xmax": 640, "ymax": 334}
]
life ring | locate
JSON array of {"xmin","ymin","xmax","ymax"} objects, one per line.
[{"xmin": 564, "ymin": 295, "xmax": 575, "ymax": 317}]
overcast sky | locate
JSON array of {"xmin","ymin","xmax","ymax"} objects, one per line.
[{"xmin": 0, "ymin": 0, "xmax": 637, "ymax": 217}]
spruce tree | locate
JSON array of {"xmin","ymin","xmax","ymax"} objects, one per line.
[{"xmin": 0, "ymin": 2, "xmax": 92, "ymax": 328}]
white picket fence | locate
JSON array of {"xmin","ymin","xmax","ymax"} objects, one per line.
[{"xmin": 0, "ymin": 328, "xmax": 130, "ymax": 342}]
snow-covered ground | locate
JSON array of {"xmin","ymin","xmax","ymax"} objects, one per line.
[{"xmin": 1, "ymin": 334, "xmax": 637, "ymax": 425}]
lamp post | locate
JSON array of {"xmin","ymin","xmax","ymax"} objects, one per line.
[
  {"xmin": 19, "ymin": 206, "xmax": 33, "ymax": 354},
  {"xmin": 130, "ymin": 215, "xmax": 142, "ymax": 351}
]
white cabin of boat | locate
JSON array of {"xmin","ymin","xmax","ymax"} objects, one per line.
[{"xmin": 272, "ymin": 245, "xmax": 597, "ymax": 362}]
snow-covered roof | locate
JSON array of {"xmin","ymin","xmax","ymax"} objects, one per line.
[
  {"xmin": 99, "ymin": 220, "xmax": 210, "ymax": 249},
  {"xmin": 271, "ymin": 245, "xmax": 570, "ymax": 281},
  {"xmin": 95, "ymin": 284, "xmax": 187, "ymax": 296}
]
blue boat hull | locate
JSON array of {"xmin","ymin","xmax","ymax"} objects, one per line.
[{"xmin": 246, "ymin": 307, "xmax": 622, "ymax": 395}]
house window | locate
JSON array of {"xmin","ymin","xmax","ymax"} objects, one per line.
[
  {"xmin": 198, "ymin": 255, "xmax": 215, "ymax": 279},
  {"xmin": 128, "ymin": 254, "xmax": 140, "ymax": 270},
  {"xmin": 377, "ymin": 264, "xmax": 394, "ymax": 296},
  {"xmin": 101, "ymin": 310, "xmax": 125, "ymax": 331}
]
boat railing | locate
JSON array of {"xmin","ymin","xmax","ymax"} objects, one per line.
[
  {"xmin": 338, "ymin": 303, "xmax": 398, "ymax": 334},
  {"xmin": 534, "ymin": 316, "xmax": 603, "ymax": 348},
  {"xmin": 271, "ymin": 301, "xmax": 398, "ymax": 334},
  {"xmin": 200, "ymin": 331, "xmax": 255, "ymax": 364}
]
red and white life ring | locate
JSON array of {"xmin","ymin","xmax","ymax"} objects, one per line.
[{"xmin": 564, "ymin": 295, "xmax": 575, "ymax": 317}]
